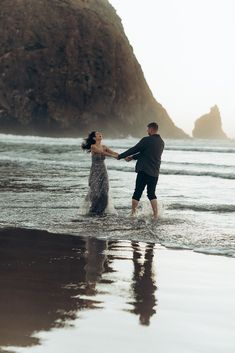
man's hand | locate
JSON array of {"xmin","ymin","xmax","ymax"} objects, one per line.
[{"xmin": 125, "ymin": 156, "xmax": 133, "ymax": 162}]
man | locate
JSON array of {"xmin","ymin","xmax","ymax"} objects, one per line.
[{"xmin": 117, "ymin": 122, "xmax": 164, "ymax": 219}]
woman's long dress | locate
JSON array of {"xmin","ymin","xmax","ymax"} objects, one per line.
[{"xmin": 84, "ymin": 153, "xmax": 110, "ymax": 215}]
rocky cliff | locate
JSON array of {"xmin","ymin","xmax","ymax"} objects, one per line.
[
  {"xmin": 0, "ymin": 0, "xmax": 188, "ymax": 138},
  {"xmin": 192, "ymin": 105, "xmax": 227, "ymax": 139}
]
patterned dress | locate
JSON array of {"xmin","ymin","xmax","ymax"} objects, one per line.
[{"xmin": 86, "ymin": 153, "xmax": 109, "ymax": 215}]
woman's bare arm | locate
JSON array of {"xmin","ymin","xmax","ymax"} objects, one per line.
[
  {"xmin": 91, "ymin": 145, "xmax": 118, "ymax": 158},
  {"xmin": 103, "ymin": 145, "xmax": 118, "ymax": 158}
]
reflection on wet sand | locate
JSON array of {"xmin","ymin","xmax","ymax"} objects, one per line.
[
  {"xmin": 0, "ymin": 228, "xmax": 157, "ymax": 352},
  {"xmin": 129, "ymin": 242, "xmax": 157, "ymax": 325},
  {"xmin": 84, "ymin": 237, "xmax": 110, "ymax": 296}
]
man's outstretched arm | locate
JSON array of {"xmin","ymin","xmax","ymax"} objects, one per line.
[
  {"xmin": 125, "ymin": 153, "xmax": 140, "ymax": 162},
  {"xmin": 118, "ymin": 138, "xmax": 146, "ymax": 160},
  {"xmin": 132, "ymin": 153, "xmax": 140, "ymax": 160}
]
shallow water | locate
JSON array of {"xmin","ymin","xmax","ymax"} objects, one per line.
[{"xmin": 0, "ymin": 134, "xmax": 235, "ymax": 256}]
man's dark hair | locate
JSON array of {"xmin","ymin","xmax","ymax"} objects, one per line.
[{"xmin": 147, "ymin": 122, "xmax": 158, "ymax": 131}]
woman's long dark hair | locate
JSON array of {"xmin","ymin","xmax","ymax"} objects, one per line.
[{"xmin": 81, "ymin": 131, "xmax": 96, "ymax": 152}]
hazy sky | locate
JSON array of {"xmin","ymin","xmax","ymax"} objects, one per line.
[{"xmin": 110, "ymin": 0, "xmax": 235, "ymax": 137}]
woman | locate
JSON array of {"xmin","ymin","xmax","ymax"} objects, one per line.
[{"xmin": 81, "ymin": 131, "xmax": 118, "ymax": 215}]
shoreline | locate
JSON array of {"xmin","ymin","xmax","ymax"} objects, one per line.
[{"xmin": 0, "ymin": 225, "xmax": 234, "ymax": 258}]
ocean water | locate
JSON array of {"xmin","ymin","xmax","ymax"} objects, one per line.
[{"xmin": 0, "ymin": 133, "xmax": 234, "ymax": 257}]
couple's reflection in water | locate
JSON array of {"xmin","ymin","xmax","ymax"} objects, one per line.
[
  {"xmin": 0, "ymin": 228, "xmax": 157, "ymax": 352},
  {"xmin": 85, "ymin": 238, "xmax": 157, "ymax": 326},
  {"xmin": 129, "ymin": 241, "xmax": 157, "ymax": 326}
]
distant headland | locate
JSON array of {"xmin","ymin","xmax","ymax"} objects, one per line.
[{"xmin": 192, "ymin": 105, "xmax": 228, "ymax": 139}]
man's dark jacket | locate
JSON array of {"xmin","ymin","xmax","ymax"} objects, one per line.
[{"xmin": 118, "ymin": 134, "xmax": 165, "ymax": 177}]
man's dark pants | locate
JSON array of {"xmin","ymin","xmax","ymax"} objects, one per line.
[{"xmin": 132, "ymin": 171, "xmax": 158, "ymax": 201}]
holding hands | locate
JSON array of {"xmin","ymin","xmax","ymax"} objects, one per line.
[
  {"xmin": 82, "ymin": 130, "xmax": 135, "ymax": 162},
  {"xmin": 114, "ymin": 155, "xmax": 133, "ymax": 161},
  {"xmin": 125, "ymin": 156, "xmax": 133, "ymax": 162}
]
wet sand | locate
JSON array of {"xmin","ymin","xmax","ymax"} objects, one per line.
[{"xmin": 0, "ymin": 228, "xmax": 234, "ymax": 353}]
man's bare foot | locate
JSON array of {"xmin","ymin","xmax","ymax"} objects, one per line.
[{"xmin": 152, "ymin": 214, "xmax": 158, "ymax": 221}]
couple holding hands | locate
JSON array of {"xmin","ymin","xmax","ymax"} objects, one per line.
[{"xmin": 82, "ymin": 122, "xmax": 164, "ymax": 219}]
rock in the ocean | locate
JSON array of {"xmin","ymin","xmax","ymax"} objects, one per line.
[
  {"xmin": 192, "ymin": 105, "xmax": 227, "ymax": 139},
  {"xmin": 0, "ymin": 0, "xmax": 188, "ymax": 138}
]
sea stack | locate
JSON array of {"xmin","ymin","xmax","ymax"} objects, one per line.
[
  {"xmin": 0, "ymin": 0, "xmax": 188, "ymax": 138},
  {"xmin": 192, "ymin": 105, "xmax": 227, "ymax": 139}
]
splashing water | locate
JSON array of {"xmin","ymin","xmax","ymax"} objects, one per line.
[{"xmin": 0, "ymin": 134, "xmax": 234, "ymax": 257}]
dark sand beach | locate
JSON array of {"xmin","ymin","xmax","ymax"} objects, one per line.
[{"xmin": 0, "ymin": 228, "xmax": 234, "ymax": 353}]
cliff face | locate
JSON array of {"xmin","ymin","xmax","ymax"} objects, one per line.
[
  {"xmin": 0, "ymin": 0, "xmax": 188, "ymax": 138},
  {"xmin": 192, "ymin": 105, "xmax": 227, "ymax": 139}
]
